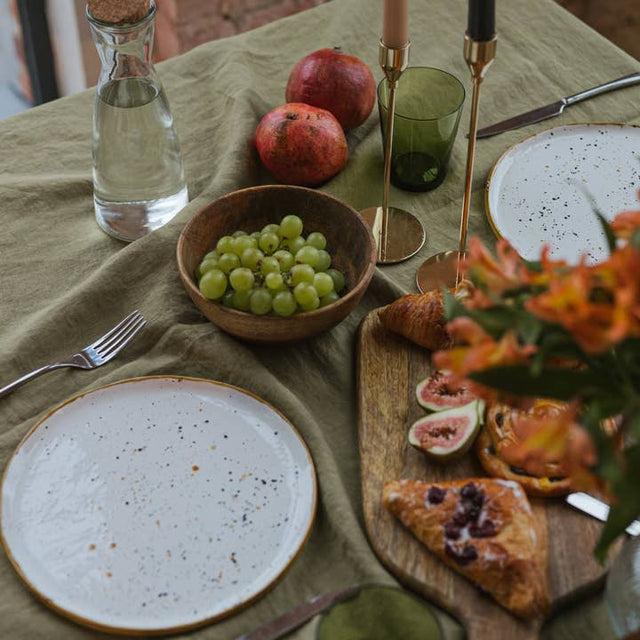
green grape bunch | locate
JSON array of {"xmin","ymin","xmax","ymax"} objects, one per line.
[{"xmin": 196, "ymin": 215, "xmax": 346, "ymax": 317}]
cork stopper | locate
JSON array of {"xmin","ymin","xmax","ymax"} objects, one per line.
[{"xmin": 88, "ymin": 0, "xmax": 151, "ymax": 24}]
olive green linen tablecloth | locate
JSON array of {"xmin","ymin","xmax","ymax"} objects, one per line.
[{"xmin": 1, "ymin": 0, "xmax": 638, "ymax": 638}]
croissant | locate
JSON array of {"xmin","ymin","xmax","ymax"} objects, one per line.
[{"xmin": 379, "ymin": 290, "xmax": 450, "ymax": 351}]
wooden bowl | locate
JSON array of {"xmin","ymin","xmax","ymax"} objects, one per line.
[{"xmin": 177, "ymin": 185, "xmax": 377, "ymax": 343}]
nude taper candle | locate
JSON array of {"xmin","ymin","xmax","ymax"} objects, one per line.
[
  {"xmin": 359, "ymin": 0, "xmax": 424, "ymax": 264},
  {"xmin": 382, "ymin": 0, "xmax": 409, "ymax": 48}
]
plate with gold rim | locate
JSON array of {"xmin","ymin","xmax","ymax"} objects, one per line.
[
  {"xmin": 0, "ymin": 376, "xmax": 316, "ymax": 635},
  {"xmin": 485, "ymin": 123, "xmax": 640, "ymax": 264}
]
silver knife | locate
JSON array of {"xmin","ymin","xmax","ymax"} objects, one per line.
[
  {"xmin": 566, "ymin": 492, "xmax": 640, "ymax": 536},
  {"xmin": 476, "ymin": 72, "xmax": 640, "ymax": 139}
]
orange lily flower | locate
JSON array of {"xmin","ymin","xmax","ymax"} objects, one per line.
[
  {"xmin": 433, "ymin": 317, "xmax": 537, "ymax": 379},
  {"xmin": 500, "ymin": 402, "xmax": 598, "ymax": 491},
  {"xmin": 525, "ymin": 245, "xmax": 640, "ymax": 353}
]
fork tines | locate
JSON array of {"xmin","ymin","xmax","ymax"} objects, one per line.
[{"xmin": 91, "ymin": 310, "xmax": 147, "ymax": 360}]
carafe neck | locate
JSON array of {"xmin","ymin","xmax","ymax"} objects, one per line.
[{"xmin": 87, "ymin": 2, "xmax": 157, "ymax": 86}]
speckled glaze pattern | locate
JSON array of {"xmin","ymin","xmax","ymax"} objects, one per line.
[
  {"xmin": 486, "ymin": 123, "xmax": 640, "ymax": 264},
  {"xmin": 0, "ymin": 377, "xmax": 316, "ymax": 634}
]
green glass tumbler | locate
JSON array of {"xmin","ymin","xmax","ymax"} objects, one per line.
[
  {"xmin": 378, "ymin": 67, "xmax": 465, "ymax": 192},
  {"xmin": 316, "ymin": 584, "xmax": 442, "ymax": 640}
]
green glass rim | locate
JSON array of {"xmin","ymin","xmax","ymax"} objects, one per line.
[
  {"xmin": 377, "ymin": 67, "xmax": 466, "ymax": 122},
  {"xmin": 86, "ymin": 0, "xmax": 156, "ymax": 30},
  {"xmin": 315, "ymin": 583, "xmax": 443, "ymax": 639}
]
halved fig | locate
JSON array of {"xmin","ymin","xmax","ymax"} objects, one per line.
[
  {"xmin": 416, "ymin": 370, "xmax": 477, "ymax": 411},
  {"xmin": 409, "ymin": 400, "xmax": 485, "ymax": 461}
]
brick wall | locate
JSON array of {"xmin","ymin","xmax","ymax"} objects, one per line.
[
  {"xmin": 557, "ymin": 0, "xmax": 639, "ymax": 60},
  {"xmin": 152, "ymin": 0, "xmax": 638, "ymax": 63},
  {"xmin": 154, "ymin": 0, "xmax": 329, "ymax": 61}
]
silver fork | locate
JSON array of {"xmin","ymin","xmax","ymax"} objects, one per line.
[{"xmin": 0, "ymin": 310, "xmax": 147, "ymax": 399}]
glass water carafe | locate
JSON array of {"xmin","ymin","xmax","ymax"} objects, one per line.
[{"xmin": 88, "ymin": 2, "xmax": 188, "ymax": 242}]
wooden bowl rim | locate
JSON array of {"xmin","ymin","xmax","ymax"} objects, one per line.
[{"xmin": 176, "ymin": 185, "xmax": 377, "ymax": 326}]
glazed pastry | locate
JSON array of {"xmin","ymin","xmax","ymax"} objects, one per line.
[
  {"xmin": 379, "ymin": 290, "xmax": 450, "ymax": 351},
  {"xmin": 476, "ymin": 400, "xmax": 573, "ymax": 498},
  {"xmin": 382, "ymin": 478, "xmax": 549, "ymax": 620}
]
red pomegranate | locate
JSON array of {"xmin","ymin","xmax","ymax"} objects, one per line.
[
  {"xmin": 255, "ymin": 103, "xmax": 348, "ymax": 187},
  {"xmin": 285, "ymin": 47, "xmax": 376, "ymax": 131}
]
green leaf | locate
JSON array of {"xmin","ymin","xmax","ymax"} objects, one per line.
[
  {"xmin": 595, "ymin": 210, "xmax": 616, "ymax": 255},
  {"xmin": 442, "ymin": 289, "xmax": 468, "ymax": 321},
  {"xmin": 465, "ymin": 307, "xmax": 520, "ymax": 339},
  {"xmin": 595, "ymin": 443, "xmax": 640, "ymax": 562},
  {"xmin": 570, "ymin": 183, "xmax": 615, "ymax": 256},
  {"xmin": 514, "ymin": 310, "xmax": 544, "ymax": 344},
  {"xmin": 521, "ymin": 258, "xmax": 543, "ymax": 273},
  {"xmin": 469, "ymin": 365, "xmax": 610, "ymax": 401},
  {"xmin": 580, "ymin": 402, "xmax": 625, "ymax": 484}
]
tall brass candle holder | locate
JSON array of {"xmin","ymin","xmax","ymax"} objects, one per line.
[
  {"xmin": 415, "ymin": 32, "xmax": 497, "ymax": 291},
  {"xmin": 360, "ymin": 41, "xmax": 426, "ymax": 264}
]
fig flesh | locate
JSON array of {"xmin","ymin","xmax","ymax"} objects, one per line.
[
  {"xmin": 409, "ymin": 400, "xmax": 485, "ymax": 461},
  {"xmin": 416, "ymin": 370, "xmax": 477, "ymax": 411}
]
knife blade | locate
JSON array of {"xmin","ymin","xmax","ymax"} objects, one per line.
[
  {"xmin": 235, "ymin": 584, "xmax": 361, "ymax": 640},
  {"xmin": 476, "ymin": 71, "xmax": 640, "ymax": 139},
  {"xmin": 566, "ymin": 492, "xmax": 640, "ymax": 536}
]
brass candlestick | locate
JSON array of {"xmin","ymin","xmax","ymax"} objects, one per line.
[
  {"xmin": 360, "ymin": 41, "xmax": 425, "ymax": 264},
  {"xmin": 415, "ymin": 32, "xmax": 497, "ymax": 292}
]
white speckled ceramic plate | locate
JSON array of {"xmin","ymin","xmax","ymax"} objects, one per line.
[
  {"xmin": 0, "ymin": 376, "xmax": 316, "ymax": 635},
  {"xmin": 486, "ymin": 123, "xmax": 640, "ymax": 263}
]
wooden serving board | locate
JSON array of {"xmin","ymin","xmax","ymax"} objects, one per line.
[{"xmin": 357, "ymin": 309, "xmax": 616, "ymax": 640}]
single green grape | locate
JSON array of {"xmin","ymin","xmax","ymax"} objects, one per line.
[
  {"xmin": 197, "ymin": 258, "xmax": 219, "ymax": 278},
  {"xmin": 203, "ymin": 250, "xmax": 219, "ymax": 261},
  {"xmin": 218, "ymin": 252, "xmax": 241, "ymax": 274},
  {"xmin": 279, "ymin": 214, "xmax": 303, "ymax": 239},
  {"xmin": 326, "ymin": 268, "xmax": 346, "ymax": 293},
  {"xmin": 240, "ymin": 247, "xmax": 264, "ymax": 270},
  {"xmin": 290, "ymin": 263, "xmax": 315, "ymax": 285},
  {"xmin": 251, "ymin": 231, "xmax": 261, "ymax": 240},
  {"xmin": 265, "ymin": 272, "xmax": 284, "ymax": 290},
  {"xmin": 262, "ymin": 223, "xmax": 281, "ymax": 235},
  {"xmin": 295, "ymin": 245, "xmax": 320, "ymax": 268},
  {"xmin": 273, "ymin": 249, "xmax": 295, "ymax": 272},
  {"xmin": 284, "ymin": 235, "xmax": 306, "ymax": 255},
  {"xmin": 232, "ymin": 230, "xmax": 247, "ymax": 238},
  {"xmin": 272, "ymin": 290, "xmax": 297, "ymax": 316},
  {"xmin": 313, "ymin": 272, "xmax": 334, "ymax": 297},
  {"xmin": 221, "ymin": 289, "xmax": 235, "ymax": 308},
  {"xmin": 232, "ymin": 290, "xmax": 252, "ymax": 312},
  {"xmin": 232, "ymin": 235, "xmax": 256, "ymax": 256},
  {"xmin": 293, "ymin": 282, "xmax": 320, "ymax": 309},
  {"xmin": 199, "ymin": 269, "xmax": 228, "ymax": 300},
  {"xmin": 319, "ymin": 290, "xmax": 340, "ymax": 307},
  {"xmin": 306, "ymin": 231, "xmax": 327, "ymax": 250},
  {"xmin": 259, "ymin": 231, "xmax": 280, "ymax": 254},
  {"xmin": 250, "ymin": 288, "xmax": 272, "ymax": 315},
  {"xmin": 315, "ymin": 249, "xmax": 331, "ymax": 272},
  {"xmin": 302, "ymin": 297, "xmax": 320, "ymax": 312},
  {"xmin": 229, "ymin": 267, "xmax": 255, "ymax": 292},
  {"xmin": 260, "ymin": 256, "xmax": 280, "ymax": 275},
  {"xmin": 216, "ymin": 235, "xmax": 235, "ymax": 254}
]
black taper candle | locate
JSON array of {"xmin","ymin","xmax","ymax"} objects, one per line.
[{"xmin": 468, "ymin": 0, "xmax": 495, "ymax": 41}]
